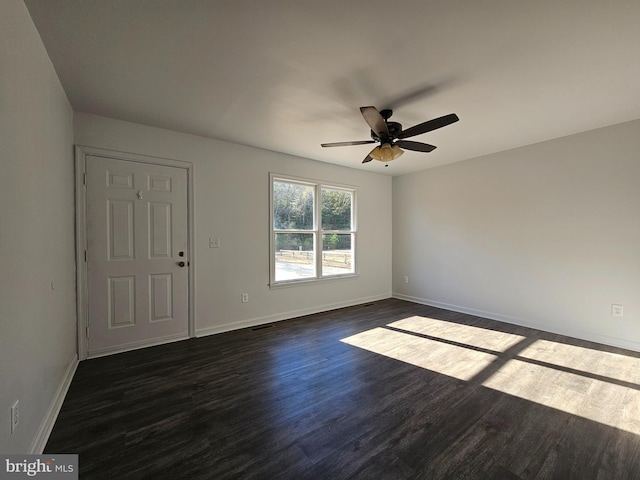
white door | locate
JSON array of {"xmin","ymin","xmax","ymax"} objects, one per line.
[{"xmin": 86, "ymin": 155, "xmax": 189, "ymax": 356}]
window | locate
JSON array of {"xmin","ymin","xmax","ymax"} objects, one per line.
[{"xmin": 270, "ymin": 174, "xmax": 356, "ymax": 285}]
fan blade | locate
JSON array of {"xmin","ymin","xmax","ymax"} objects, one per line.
[
  {"xmin": 395, "ymin": 140, "xmax": 437, "ymax": 153},
  {"xmin": 321, "ymin": 140, "xmax": 376, "ymax": 147},
  {"xmin": 360, "ymin": 106, "xmax": 389, "ymax": 139},
  {"xmin": 362, "ymin": 145, "xmax": 379, "ymax": 163},
  {"xmin": 397, "ymin": 113, "xmax": 459, "ymax": 139}
]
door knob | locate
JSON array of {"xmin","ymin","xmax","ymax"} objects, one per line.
[{"xmin": 178, "ymin": 261, "xmax": 186, "ymax": 267}]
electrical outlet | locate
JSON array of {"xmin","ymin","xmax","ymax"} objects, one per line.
[
  {"xmin": 242, "ymin": 293, "xmax": 249, "ymax": 303},
  {"xmin": 612, "ymin": 304, "xmax": 624, "ymax": 317},
  {"xmin": 11, "ymin": 400, "xmax": 19, "ymax": 434},
  {"xmin": 403, "ymin": 276, "xmax": 409, "ymax": 284},
  {"xmin": 209, "ymin": 237, "xmax": 221, "ymax": 248}
]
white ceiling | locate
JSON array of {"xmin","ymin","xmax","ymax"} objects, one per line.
[{"xmin": 24, "ymin": 0, "xmax": 640, "ymax": 176}]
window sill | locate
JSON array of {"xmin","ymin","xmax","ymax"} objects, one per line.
[{"xmin": 269, "ymin": 273, "xmax": 359, "ymax": 289}]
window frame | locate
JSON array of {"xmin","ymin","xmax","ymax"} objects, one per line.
[{"xmin": 269, "ymin": 173, "xmax": 358, "ymax": 287}]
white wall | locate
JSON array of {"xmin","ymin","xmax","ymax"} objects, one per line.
[
  {"xmin": 393, "ymin": 119, "xmax": 640, "ymax": 351},
  {"xmin": 74, "ymin": 112, "xmax": 392, "ymax": 336},
  {"xmin": 0, "ymin": 0, "xmax": 77, "ymax": 453}
]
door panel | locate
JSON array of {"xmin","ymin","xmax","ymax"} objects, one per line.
[
  {"xmin": 86, "ymin": 155, "xmax": 189, "ymax": 355},
  {"xmin": 150, "ymin": 273, "xmax": 173, "ymax": 321},
  {"xmin": 108, "ymin": 276, "xmax": 135, "ymax": 328},
  {"xmin": 149, "ymin": 202, "xmax": 172, "ymax": 258},
  {"xmin": 108, "ymin": 199, "xmax": 134, "ymax": 260}
]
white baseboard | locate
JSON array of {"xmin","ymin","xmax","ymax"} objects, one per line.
[
  {"xmin": 29, "ymin": 353, "xmax": 79, "ymax": 454},
  {"xmin": 196, "ymin": 293, "xmax": 390, "ymax": 337},
  {"xmin": 392, "ymin": 292, "xmax": 640, "ymax": 353}
]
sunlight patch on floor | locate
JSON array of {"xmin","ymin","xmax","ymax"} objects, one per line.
[
  {"xmin": 388, "ymin": 316, "xmax": 526, "ymax": 351},
  {"xmin": 341, "ymin": 316, "xmax": 640, "ymax": 436},
  {"xmin": 518, "ymin": 339, "xmax": 640, "ymax": 384},
  {"xmin": 341, "ymin": 327, "xmax": 498, "ymax": 382},
  {"xmin": 482, "ymin": 353, "xmax": 640, "ymax": 435}
]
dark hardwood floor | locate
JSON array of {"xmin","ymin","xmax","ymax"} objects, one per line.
[{"xmin": 45, "ymin": 299, "xmax": 640, "ymax": 479}]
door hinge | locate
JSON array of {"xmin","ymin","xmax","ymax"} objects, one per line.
[
  {"xmin": 86, "ymin": 326, "xmax": 90, "ymax": 338},
  {"xmin": 83, "ymin": 172, "xmax": 87, "ymax": 185},
  {"xmin": 84, "ymin": 250, "xmax": 87, "ymax": 262}
]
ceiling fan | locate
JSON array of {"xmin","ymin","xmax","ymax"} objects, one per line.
[{"xmin": 321, "ymin": 106, "xmax": 459, "ymax": 165}]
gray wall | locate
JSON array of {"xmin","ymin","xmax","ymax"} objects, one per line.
[
  {"xmin": 0, "ymin": 0, "xmax": 77, "ymax": 453},
  {"xmin": 74, "ymin": 112, "xmax": 393, "ymax": 336},
  {"xmin": 393, "ymin": 119, "xmax": 640, "ymax": 351}
]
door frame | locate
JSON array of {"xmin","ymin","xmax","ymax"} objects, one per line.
[{"xmin": 75, "ymin": 145, "xmax": 196, "ymax": 360}]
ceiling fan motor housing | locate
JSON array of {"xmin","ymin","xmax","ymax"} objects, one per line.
[{"xmin": 371, "ymin": 121, "xmax": 402, "ymax": 141}]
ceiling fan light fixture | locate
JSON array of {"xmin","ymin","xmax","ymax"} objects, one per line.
[
  {"xmin": 368, "ymin": 146, "xmax": 382, "ymax": 161},
  {"xmin": 370, "ymin": 143, "xmax": 404, "ymax": 162},
  {"xmin": 391, "ymin": 144, "xmax": 404, "ymax": 160}
]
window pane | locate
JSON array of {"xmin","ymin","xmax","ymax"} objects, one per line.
[
  {"xmin": 275, "ymin": 233, "xmax": 315, "ymax": 281},
  {"xmin": 322, "ymin": 234, "xmax": 353, "ymax": 276},
  {"xmin": 321, "ymin": 188, "xmax": 352, "ymax": 231},
  {"xmin": 273, "ymin": 181, "xmax": 314, "ymax": 230}
]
